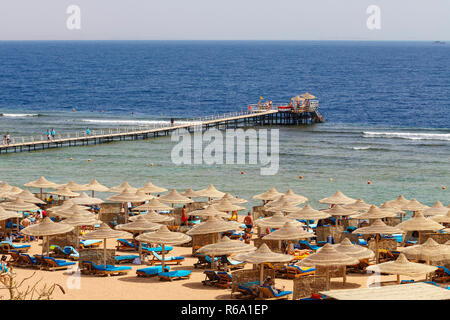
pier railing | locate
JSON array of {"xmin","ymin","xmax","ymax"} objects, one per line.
[{"xmin": 1, "ymin": 108, "xmax": 259, "ymax": 147}]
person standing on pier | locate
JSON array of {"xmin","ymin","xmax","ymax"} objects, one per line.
[
  {"xmin": 51, "ymin": 128, "xmax": 56, "ymax": 139},
  {"xmin": 86, "ymin": 128, "xmax": 91, "ymax": 135},
  {"xmin": 170, "ymin": 117, "xmax": 174, "ymax": 127}
]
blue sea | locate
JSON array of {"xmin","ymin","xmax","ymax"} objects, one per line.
[{"xmin": 0, "ymin": 41, "xmax": 448, "ymax": 209}]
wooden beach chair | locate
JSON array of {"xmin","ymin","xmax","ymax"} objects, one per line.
[
  {"xmin": 234, "ymin": 281, "xmax": 260, "ymax": 300},
  {"xmin": 79, "ymin": 240, "xmax": 102, "ymax": 249},
  {"xmin": 116, "ymin": 239, "xmax": 136, "ymax": 251},
  {"xmin": 136, "ymin": 266, "xmax": 170, "ymax": 277},
  {"xmin": 279, "ymin": 265, "xmax": 315, "ymax": 279},
  {"xmin": 19, "ymin": 253, "xmax": 40, "ymax": 269},
  {"xmin": 0, "ymin": 241, "xmax": 30, "ymax": 253},
  {"xmin": 202, "ymin": 270, "xmax": 220, "ymax": 286},
  {"xmin": 42, "ymin": 257, "xmax": 76, "ymax": 271},
  {"xmin": 218, "ymin": 257, "xmax": 245, "ymax": 271},
  {"xmin": 80, "ymin": 261, "xmax": 131, "ymax": 276},
  {"xmin": 7, "ymin": 250, "xmax": 21, "ymax": 266},
  {"xmin": 216, "ymin": 271, "xmax": 233, "ymax": 289},
  {"xmin": 256, "ymin": 286, "xmax": 292, "ymax": 300},
  {"xmin": 432, "ymin": 266, "xmax": 450, "ymax": 283},
  {"xmin": 148, "ymin": 252, "xmax": 184, "ymax": 266},
  {"xmin": 158, "ymin": 270, "xmax": 191, "ymax": 281}
]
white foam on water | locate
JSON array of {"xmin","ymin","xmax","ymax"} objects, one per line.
[
  {"xmin": 363, "ymin": 131, "xmax": 450, "ymax": 141},
  {"xmin": 352, "ymin": 146, "xmax": 371, "ymax": 150},
  {"xmin": 1, "ymin": 113, "xmax": 39, "ymax": 117}
]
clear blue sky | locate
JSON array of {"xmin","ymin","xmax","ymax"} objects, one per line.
[{"xmin": 0, "ymin": 0, "xmax": 449, "ymax": 40}]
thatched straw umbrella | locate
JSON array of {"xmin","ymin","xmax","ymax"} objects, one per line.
[
  {"xmin": 108, "ymin": 182, "xmax": 137, "ymax": 193},
  {"xmin": 106, "ymin": 187, "xmax": 148, "ymax": 223},
  {"xmin": 129, "ymin": 210, "xmax": 174, "ymax": 223},
  {"xmin": 264, "ymin": 195, "xmax": 305, "ymax": 209},
  {"xmin": 254, "ymin": 212, "xmax": 303, "ymax": 229},
  {"xmin": 196, "ymin": 236, "xmax": 256, "ymax": 271},
  {"xmin": 212, "ymin": 199, "xmax": 246, "ymax": 213},
  {"xmin": 21, "ymin": 217, "xmax": 74, "ymax": 255},
  {"xmin": 50, "ymin": 204, "xmax": 93, "ymax": 219},
  {"xmin": 332, "ymin": 238, "xmax": 375, "ymax": 284},
  {"xmin": 132, "ymin": 198, "xmax": 173, "ymax": 213},
  {"xmin": 72, "ymin": 192, "xmax": 104, "ymax": 206},
  {"xmin": 50, "ymin": 186, "xmax": 80, "ymax": 200},
  {"xmin": 82, "ymin": 223, "xmax": 132, "ymax": 267},
  {"xmin": 379, "ymin": 202, "xmax": 405, "ymax": 215},
  {"xmin": 431, "ymin": 210, "xmax": 450, "ymax": 224},
  {"xmin": 300, "ymin": 92, "xmax": 317, "ymax": 100},
  {"xmin": 263, "ymin": 221, "xmax": 314, "ymax": 254},
  {"xmin": 0, "ymin": 206, "xmax": 21, "ymax": 221},
  {"xmin": 343, "ymin": 199, "xmax": 372, "ymax": 212},
  {"xmin": 283, "ymin": 189, "xmax": 308, "ymax": 204},
  {"xmin": 319, "ymin": 191, "xmax": 356, "ymax": 205},
  {"xmin": 366, "ymin": 253, "xmax": 437, "ymax": 284},
  {"xmin": 83, "ymin": 178, "xmax": 109, "ymax": 197},
  {"xmin": 159, "ymin": 189, "xmax": 194, "ymax": 208},
  {"xmin": 139, "ymin": 181, "xmax": 167, "ymax": 194},
  {"xmin": 181, "ymin": 188, "xmax": 202, "ymax": 199},
  {"xmin": 62, "ymin": 181, "xmax": 90, "ymax": 192},
  {"xmin": 197, "ymin": 184, "xmax": 226, "ymax": 200},
  {"xmin": 287, "ymin": 204, "xmax": 331, "ymax": 231},
  {"xmin": 401, "ymin": 238, "xmax": 450, "ymax": 265},
  {"xmin": 422, "ymin": 202, "xmax": 448, "ymax": 216},
  {"xmin": 115, "ymin": 216, "xmax": 162, "ymax": 262},
  {"xmin": 60, "ymin": 211, "xmax": 100, "ymax": 249},
  {"xmin": 385, "ymin": 195, "xmax": 410, "ymax": 209},
  {"xmin": 0, "ymin": 182, "xmax": 13, "ymax": 195},
  {"xmin": 211, "ymin": 193, "xmax": 248, "ymax": 205},
  {"xmin": 352, "ymin": 205, "xmax": 397, "ymax": 221},
  {"xmin": 395, "ymin": 211, "xmax": 444, "ymax": 244},
  {"xmin": 265, "ymin": 202, "xmax": 301, "ymax": 214},
  {"xmin": 402, "ymin": 199, "xmax": 429, "ymax": 213},
  {"xmin": 354, "ymin": 219, "xmax": 404, "ymax": 263},
  {"xmin": 48, "ymin": 199, "xmax": 89, "ymax": 214},
  {"xmin": 135, "ymin": 190, "xmax": 155, "ymax": 201},
  {"xmin": 296, "ymin": 243, "xmax": 359, "ymax": 286},
  {"xmin": 188, "ymin": 205, "xmax": 230, "ymax": 219},
  {"xmin": 324, "ymin": 204, "xmax": 359, "ymax": 226},
  {"xmin": 234, "ymin": 243, "xmax": 293, "ymax": 284},
  {"xmin": 7, "ymin": 190, "xmax": 46, "ymax": 205},
  {"xmin": 6, "ymin": 186, "xmax": 24, "ymax": 197},
  {"xmin": 136, "ymin": 225, "xmax": 191, "ymax": 272},
  {"xmin": 24, "ymin": 176, "xmax": 61, "ymax": 199},
  {"xmin": 252, "ymin": 187, "xmax": 284, "ymax": 203},
  {"xmin": 1, "ymin": 198, "xmax": 40, "ymax": 212},
  {"xmin": 186, "ymin": 216, "xmax": 239, "ymax": 236}
]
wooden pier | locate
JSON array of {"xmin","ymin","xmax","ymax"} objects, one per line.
[{"xmin": 0, "ymin": 108, "xmax": 324, "ymax": 154}]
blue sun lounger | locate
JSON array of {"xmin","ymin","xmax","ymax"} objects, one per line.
[
  {"xmin": 298, "ymin": 240, "xmax": 320, "ymax": 251},
  {"xmin": 19, "ymin": 253, "xmax": 39, "ymax": 268},
  {"xmin": 81, "ymin": 261, "xmax": 131, "ymax": 276},
  {"xmin": 80, "ymin": 240, "xmax": 102, "ymax": 248},
  {"xmin": 142, "ymin": 245, "xmax": 173, "ymax": 254},
  {"xmin": 136, "ymin": 265, "xmax": 170, "ymax": 277},
  {"xmin": 149, "ymin": 252, "xmax": 184, "ymax": 265},
  {"xmin": 114, "ymin": 255, "xmax": 139, "ymax": 264},
  {"xmin": 158, "ymin": 270, "xmax": 191, "ymax": 281},
  {"xmin": 259, "ymin": 286, "xmax": 292, "ymax": 299},
  {"xmin": 0, "ymin": 241, "xmax": 30, "ymax": 253},
  {"xmin": 42, "ymin": 256, "xmax": 76, "ymax": 271}
]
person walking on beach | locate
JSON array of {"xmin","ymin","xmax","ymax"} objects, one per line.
[{"xmin": 181, "ymin": 205, "xmax": 188, "ymax": 226}]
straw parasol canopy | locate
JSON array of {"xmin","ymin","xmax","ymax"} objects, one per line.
[
  {"xmin": 139, "ymin": 181, "xmax": 168, "ymax": 194},
  {"xmin": 6, "ymin": 186, "xmax": 23, "ymax": 196},
  {"xmin": 196, "ymin": 184, "xmax": 226, "ymax": 199},
  {"xmin": 401, "ymin": 238, "xmax": 450, "ymax": 264},
  {"xmin": 299, "ymin": 92, "xmax": 317, "ymax": 100},
  {"xmin": 0, "ymin": 182, "xmax": 13, "ymax": 195},
  {"xmin": 108, "ymin": 182, "xmax": 137, "ymax": 193},
  {"xmin": 287, "ymin": 204, "xmax": 331, "ymax": 221},
  {"xmin": 264, "ymin": 195, "xmax": 305, "ymax": 208},
  {"xmin": 283, "ymin": 189, "xmax": 308, "ymax": 203},
  {"xmin": 1, "ymin": 198, "xmax": 40, "ymax": 212},
  {"xmin": 72, "ymin": 192, "xmax": 104, "ymax": 205},
  {"xmin": 50, "ymin": 204, "xmax": 93, "ymax": 219},
  {"xmin": 262, "ymin": 221, "xmax": 314, "ymax": 241},
  {"xmin": 431, "ymin": 210, "xmax": 450, "ymax": 224},
  {"xmin": 82, "ymin": 223, "xmax": 133, "ymax": 267},
  {"xmin": 115, "ymin": 216, "xmax": 161, "ymax": 232},
  {"xmin": 212, "ymin": 192, "xmax": 248, "ymax": 204},
  {"xmin": 379, "ymin": 202, "xmax": 405, "ymax": 214},
  {"xmin": 7, "ymin": 190, "xmax": 46, "ymax": 204},
  {"xmin": 422, "ymin": 201, "xmax": 448, "ymax": 216},
  {"xmin": 343, "ymin": 198, "xmax": 372, "ymax": 211},
  {"xmin": 385, "ymin": 195, "xmax": 410, "ymax": 208},
  {"xmin": 319, "ymin": 191, "xmax": 356, "ymax": 205},
  {"xmin": 159, "ymin": 189, "xmax": 194, "ymax": 205},
  {"xmin": 132, "ymin": 198, "xmax": 173, "ymax": 212},
  {"xmin": 0, "ymin": 206, "xmax": 21, "ymax": 221},
  {"xmin": 402, "ymin": 199, "xmax": 429, "ymax": 212},
  {"xmin": 324, "ymin": 205, "xmax": 359, "ymax": 222},
  {"xmin": 83, "ymin": 178, "xmax": 109, "ymax": 197},
  {"xmin": 62, "ymin": 181, "xmax": 90, "ymax": 192},
  {"xmin": 333, "ymin": 238, "xmax": 375, "ymax": 260},
  {"xmin": 196, "ymin": 236, "xmax": 256, "ymax": 257},
  {"xmin": 136, "ymin": 225, "xmax": 191, "ymax": 271},
  {"xmin": 366, "ymin": 254, "xmax": 437, "ymax": 282},
  {"xmin": 135, "ymin": 190, "xmax": 155, "ymax": 201},
  {"xmin": 48, "ymin": 199, "xmax": 89, "ymax": 213},
  {"xmin": 129, "ymin": 210, "xmax": 174, "ymax": 223},
  {"xmin": 24, "ymin": 176, "xmax": 60, "ymax": 190},
  {"xmin": 253, "ymin": 187, "xmax": 284, "ymax": 201},
  {"xmin": 180, "ymin": 188, "xmax": 202, "ymax": 198},
  {"xmin": 254, "ymin": 212, "xmax": 303, "ymax": 229},
  {"xmin": 188, "ymin": 205, "xmax": 230, "ymax": 219},
  {"xmin": 212, "ymin": 198, "xmax": 246, "ymax": 212},
  {"xmin": 265, "ymin": 202, "xmax": 302, "ymax": 214},
  {"xmin": 395, "ymin": 211, "xmax": 444, "ymax": 232},
  {"xmin": 50, "ymin": 186, "xmax": 80, "ymax": 198},
  {"xmin": 21, "ymin": 217, "xmax": 74, "ymax": 254},
  {"xmin": 60, "ymin": 211, "xmax": 100, "ymax": 249},
  {"xmin": 106, "ymin": 187, "xmax": 148, "ymax": 203},
  {"xmin": 186, "ymin": 216, "xmax": 239, "ymax": 236},
  {"xmin": 296, "ymin": 243, "xmax": 359, "ymax": 285},
  {"xmin": 351, "ymin": 205, "xmax": 397, "ymax": 220}
]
